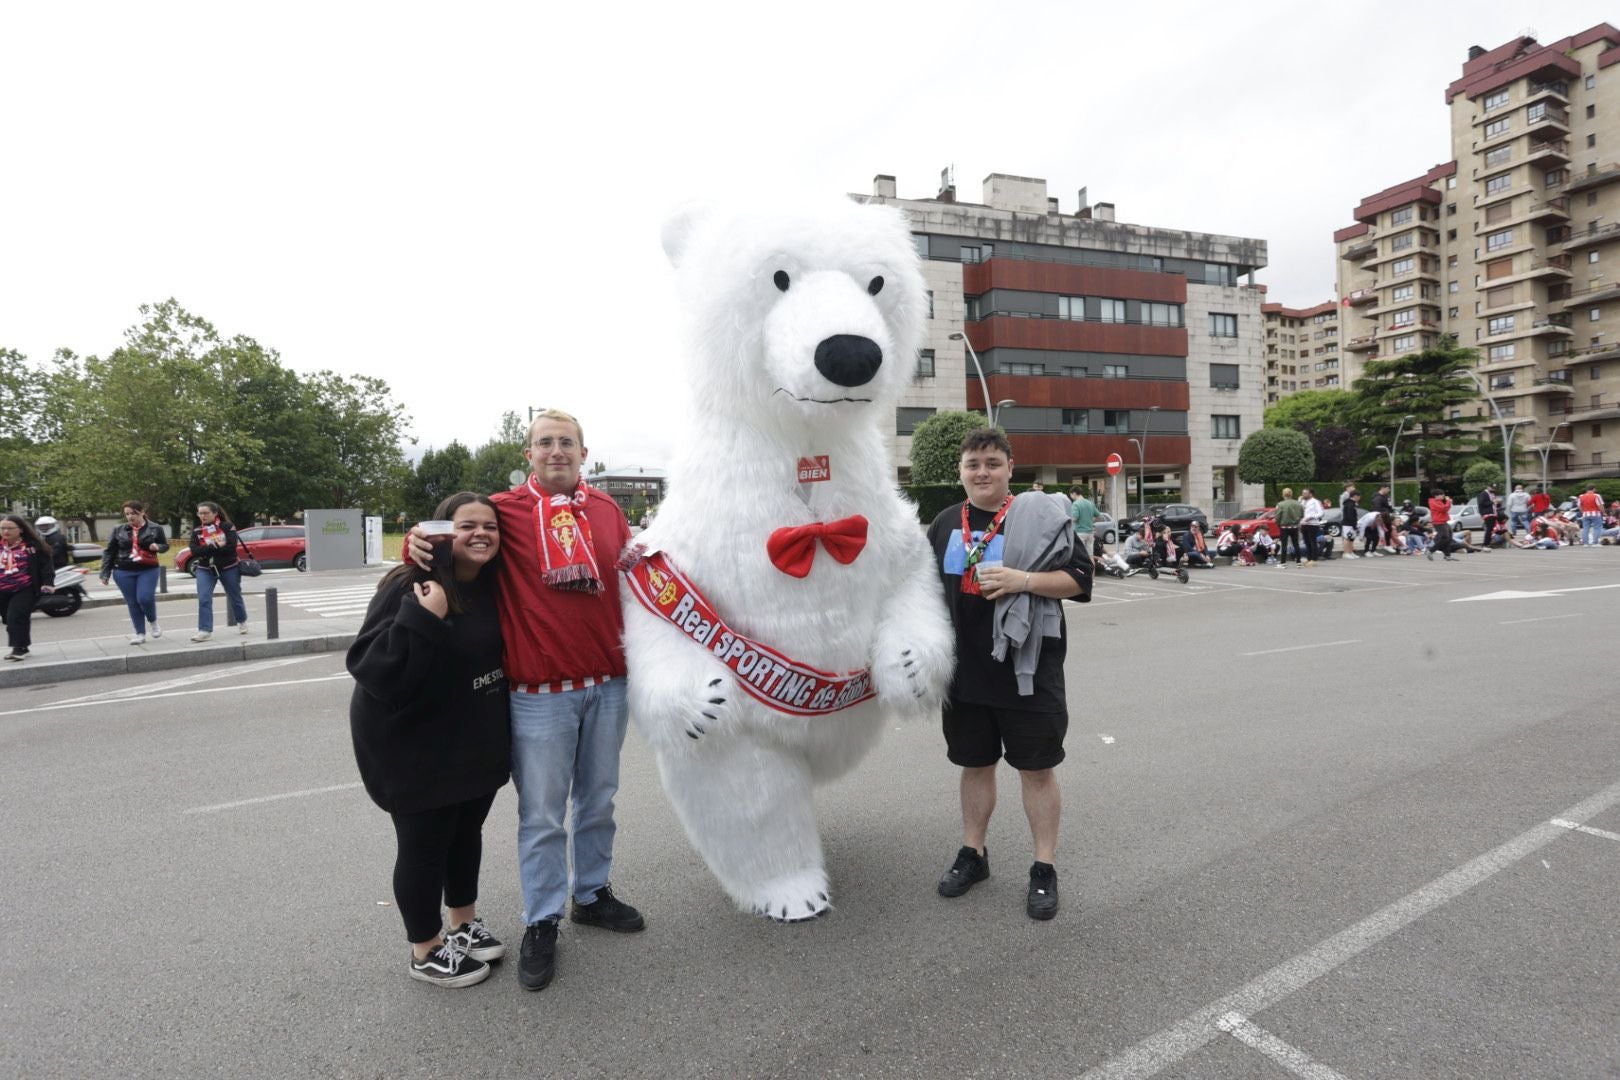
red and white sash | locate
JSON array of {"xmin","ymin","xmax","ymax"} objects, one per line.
[{"xmin": 622, "ymin": 550, "xmax": 876, "ymax": 717}]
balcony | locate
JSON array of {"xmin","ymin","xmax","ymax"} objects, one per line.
[
  {"xmin": 1525, "ymin": 79, "xmax": 1570, "ymax": 106},
  {"xmin": 1524, "ymin": 139, "xmax": 1572, "ymax": 167},
  {"xmin": 1528, "ymin": 314, "xmax": 1574, "ymax": 337},
  {"xmin": 1343, "ymin": 238, "xmax": 1378, "ymax": 260},
  {"xmin": 1564, "ymin": 162, "xmax": 1620, "ymax": 195},
  {"xmin": 1561, "ymin": 281, "xmax": 1620, "ymax": 308},
  {"xmin": 1492, "ymin": 378, "xmax": 1577, "ymax": 399},
  {"xmin": 1345, "ymin": 288, "xmax": 1377, "ymax": 306},
  {"xmin": 1523, "ymin": 255, "xmax": 1573, "ymax": 279},
  {"xmin": 1525, "ymin": 104, "xmax": 1571, "ymax": 133},
  {"xmin": 1345, "ymin": 334, "xmax": 1378, "ymax": 352},
  {"xmin": 1560, "ymin": 343, "xmax": 1620, "ymax": 366},
  {"xmin": 1527, "ymin": 196, "xmax": 1570, "ymax": 222},
  {"xmin": 1561, "ymin": 221, "xmax": 1620, "ymax": 252}
]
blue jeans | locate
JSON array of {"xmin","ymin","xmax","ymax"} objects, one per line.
[
  {"xmin": 112, "ymin": 567, "xmax": 160, "ymax": 633},
  {"xmin": 510, "ymin": 679, "xmax": 629, "ymax": 924},
  {"xmin": 1581, "ymin": 514, "xmax": 1603, "ymax": 545},
  {"xmin": 195, "ymin": 564, "xmax": 247, "ymax": 632},
  {"xmin": 1509, "ymin": 510, "xmax": 1529, "ymax": 534}
]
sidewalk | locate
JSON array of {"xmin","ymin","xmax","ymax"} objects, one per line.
[{"xmin": 2, "ymin": 578, "xmax": 365, "ymax": 690}]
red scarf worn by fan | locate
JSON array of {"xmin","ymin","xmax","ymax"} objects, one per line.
[{"xmin": 531, "ymin": 476, "xmax": 602, "ymax": 592}]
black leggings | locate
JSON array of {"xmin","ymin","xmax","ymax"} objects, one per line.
[
  {"xmin": 0, "ymin": 587, "xmax": 37, "ymax": 652},
  {"xmin": 1300, "ymin": 525, "xmax": 1322, "ymax": 560},
  {"xmin": 389, "ymin": 790, "xmax": 498, "ymax": 943}
]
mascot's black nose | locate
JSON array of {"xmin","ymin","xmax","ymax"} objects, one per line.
[{"xmin": 814, "ymin": 335, "xmax": 883, "ymax": 388}]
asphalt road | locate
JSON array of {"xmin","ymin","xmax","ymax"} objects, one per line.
[{"xmin": 3, "ymin": 549, "xmax": 1618, "ymax": 1078}]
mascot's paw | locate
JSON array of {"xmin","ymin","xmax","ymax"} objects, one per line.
[
  {"xmin": 873, "ymin": 646, "xmax": 946, "ymax": 712},
  {"xmin": 748, "ymin": 869, "xmax": 832, "ymax": 923},
  {"xmin": 683, "ymin": 673, "xmax": 736, "ymax": 742}
]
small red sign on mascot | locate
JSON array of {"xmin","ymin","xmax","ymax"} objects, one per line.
[
  {"xmin": 797, "ymin": 455, "xmax": 831, "ymax": 483},
  {"xmin": 1105, "ymin": 452, "xmax": 1124, "ymax": 476}
]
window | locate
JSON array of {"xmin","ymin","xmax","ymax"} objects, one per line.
[
  {"xmin": 915, "ymin": 349, "xmax": 935, "ymax": 378},
  {"xmin": 895, "ymin": 407, "xmax": 936, "ymax": 435},
  {"xmin": 1391, "ymin": 309, "xmax": 1416, "ymax": 327},
  {"xmin": 1450, "ymin": 307, "xmax": 1460, "ymax": 319},
  {"xmin": 964, "ymin": 296, "xmax": 981, "ymax": 321},
  {"xmin": 1392, "ymin": 257, "xmax": 1415, "ymax": 275},
  {"xmin": 1484, "ymin": 145, "xmax": 1513, "ymax": 167},
  {"xmin": 1209, "ymin": 313, "xmax": 1238, "ymax": 337},
  {"xmin": 1393, "ymin": 284, "xmax": 1415, "ymax": 301},
  {"xmin": 1102, "ymin": 409, "xmax": 1131, "ymax": 434},
  {"xmin": 1060, "ymin": 409, "xmax": 1088, "ymax": 434},
  {"xmin": 1486, "ymin": 284, "xmax": 1515, "ymax": 308},
  {"xmin": 1211, "ymin": 415, "xmax": 1241, "ymax": 439},
  {"xmin": 1485, "ymin": 173, "xmax": 1513, "ymax": 196},
  {"xmin": 1391, "ymin": 233, "xmax": 1415, "ymax": 251},
  {"xmin": 1590, "ymin": 192, "xmax": 1600, "ymax": 206},
  {"xmin": 1488, "ymin": 315, "xmax": 1515, "ymax": 335},
  {"xmin": 1498, "ymin": 400, "xmax": 1516, "ymax": 417},
  {"xmin": 1057, "ymin": 295, "xmax": 1085, "ymax": 321},
  {"xmin": 1449, "ymin": 280, "xmax": 1460, "ymax": 293},
  {"xmin": 1490, "ymin": 374, "xmax": 1516, "ymax": 390},
  {"xmin": 1586, "ymin": 74, "xmax": 1597, "ymax": 90},
  {"xmin": 1486, "ymin": 229, "xmax": 1514, "ymax": 251},
  {"xmin": 911, "ymin": 234, "xmax": 929, "ymax": 258},
  {"xmin": 1392, "ymin": 334, "xmax": 1417, "ymax": 352},
  {"xmin": 1004, "ymin": 362, "xmax": 1045, "ymax": 376},
  {"xmin": 1448, "ymin": 254, "xmax": 1460, "ymax": 268},
  {"xmin": 1592, "ymin": 307, "xmax": 1603, "ymax": 322},
  {"xmin": 960, "ymin": 245, "xmax": 981, "ymax": 264},
  {"xmin": 926, "ymin": 291, "xmax": 934, "ymax": 319},
  {"xmin": 1594, "ymin": 423, "xmax": 1604, "ymax": 437},
  {"xmin": 1488, "ymin": 343, "xmax": 1516, "ymax": 361},
  {"xmin": 1588, "ymin": 104, "xmax": 1597, "ymax": 119},
  {"xmin": 1589, "ymin": 134, "xmax": 1599, "ymax": 148},
  {"xmin": 1210, "ymin": 363, "xmax": 1239, "ymax": 389},
  {"xmin": 1098, "ymin": 298, "xmax": 1127, "ymax": 323},
  {"xmin": 1391, "ymin": 206, "xmax": 1414, "ymax": 225},
  {"xmin": 1484, "ymin": 88, "xmax": 1510, "ymax": 111},
  {"xmin": 1144, "ymin": 302, "xmax": 1183, "ymax": 327},
  {"xmin": 1485, "ymin": 116, "xmax": 1511, "ymax": 139},
  {"xmin": 1546, "ymin": 168, "xmax": 1567, "ymax": 187},
  {"xmin": 1591, "ymin": 250, "xmax": 1602, "ymax": 264}
]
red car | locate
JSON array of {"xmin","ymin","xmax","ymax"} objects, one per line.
[
  {"xmin": 175, "ymin": 525, "xmax": 308, "ymax": 575},
  {"xmin": 1213, "ymin": 508, "xmax": 1279, "ymax": 539}
]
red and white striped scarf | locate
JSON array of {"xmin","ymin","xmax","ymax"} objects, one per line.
[{"xmin": 530, "ymin": 476, "xmax": 601, "ymax": 592}]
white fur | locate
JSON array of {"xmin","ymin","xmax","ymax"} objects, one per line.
[{"xmin": 624, "ymin": 199, "xmax": 955, "ymax": 921}]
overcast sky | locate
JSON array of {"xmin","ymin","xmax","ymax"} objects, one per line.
[{"xmin": 4, "ymin": 2, "xmax": 1614, "ymax": 469}]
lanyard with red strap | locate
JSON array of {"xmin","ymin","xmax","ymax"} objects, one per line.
[{"xmin": 960, "ymin": 496, "xmax": 1012, "ymax": 595}]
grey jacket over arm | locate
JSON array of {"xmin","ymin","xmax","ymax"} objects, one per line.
[{"xmin": 991, "ymin": 492, "xmax": 1075, "ymax": 695}]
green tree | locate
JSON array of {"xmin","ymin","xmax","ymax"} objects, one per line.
[
  {"xmin": 908, "ymin": 410, "xmax": 990, "ymax": 484},
  {"xmin": 0, "ymin": 348, "xmax": 47, "ymax": 511},
  {"xmin": 1350, "ymin": 335, "xmax": 1482, "ymax": 489},
  {"xmin": 409, "ymin": 442, "xmax": 473, "ymax": 520},
  {"xmin": 301, "ymin": 371, "xmax": 414, "ymax": 511},
  {"xmin": 464, "ymin": 412, "xmax": 527, "ymax": 495},
  {"xmin": 1462, "ymin": 460, "xmax": 1504, "ymax": 493},
  {"xmin": 1301, "ymin": 424, "xmax": 1361, "ymax": 483},
  {"xmin": 1263, "ymin": 389, "xmax": 1358, "ymax": 433},
  {"xmin": 1238, "ymin": 428, "xmax": 1314, "ymax": 495}
]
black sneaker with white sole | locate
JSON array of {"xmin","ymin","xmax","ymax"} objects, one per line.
[
  {"xmin": 519, "ymin": 919, "xmax": 558, "ymax": 991},
  {"xmin": 569, "ymin": 884, "xmax": 645, "ymax": 932},
  {"xmin": 447, "ymin": 918, "xmax": 505, "ymax": 962},
  {"xmin": 409, "ymin": 939, "xmax": 490, "ymax": 988},
  {"xmin": 937, "ymin": 845, "xmax": 989, "ymax": 898},
  {"xmin": 1027, "ymin": 862, "xmax": 1059, "ymax": 920}
]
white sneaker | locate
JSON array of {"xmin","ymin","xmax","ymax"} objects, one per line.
[
  {"xmin": 191, "ymin": 631, "xmax": 211, "ymax": 642},
  {"xmin": 149, "ymin": 623, "xmax": 163, "ymax": 639},
  {"xmin": 238, "ymin": 622, "xmax": 249, "ymax": 635},
  {"xmin": 129, "ymin": 634, "xmax": 145, "ymax": 645},
  {"xmin": 1344, "ymin": 552, "xmax": 1360, "ymax": 559}
]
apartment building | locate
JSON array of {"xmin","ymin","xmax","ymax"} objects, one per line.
[
  {"xmin": 860, "ymin": 171, "xmax": 1267, "ymax": 517},
  {"xmin": 1335, "ymin": 24, "xmax": 1620, "ymax": 484},
  {"xmin": 1262, "ymin": 300, "xmax": 1340, "ymax": 403}
]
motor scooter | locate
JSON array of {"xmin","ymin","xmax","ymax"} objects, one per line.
[{"xmin": 36, "ymin": 564, "xmax": 87, "ymax": 617}]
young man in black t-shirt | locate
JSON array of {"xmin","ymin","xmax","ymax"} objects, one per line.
[{"xmin": 924, "ymin": 429, "xmax": 1090, "ymax": 920}]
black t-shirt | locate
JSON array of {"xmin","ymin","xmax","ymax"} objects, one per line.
[{"xmin": 926, "ymin": 500, "xmax": 1091, "ymax": 711}]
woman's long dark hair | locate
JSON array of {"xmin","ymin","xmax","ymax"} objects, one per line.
[
  {"xmin": 379, "ymin": 492, "xmax": 500, "ymax": 615},
  {"xmin": 0, "ymin": 514, "xmax": 49, "ymax": 558},
  {"xmin": 196, "ymin": 501, "xmax": 231, "ymax": 530}
]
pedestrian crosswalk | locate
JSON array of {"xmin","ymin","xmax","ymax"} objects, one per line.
[{"xmin": 271, "ymin": 585, "xmax": 379, "ymax": 619}]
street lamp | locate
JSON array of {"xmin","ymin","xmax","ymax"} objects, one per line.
[
  {"xmin": 1413, "ymin": 443, "xmax": 1426, "ymax": 493},
  {"xmin": 1126, "ymin": 438, "xmax": 1146, "ymax": 516},
  {"xmin": 1451, "ymin": 368, "xmax": 1522, "ymax": 491},
  {"xmin": 1137, "ymin": 406, "xmax": 1161, "ymax": 516},
  {"xmin": 947, "ymin": 332, "xmax": 1005, "ymax": 427},
  {"xmin": 1373, "ymin": 413, "xmax": 1417, "ymax": 501},
  {"xmin": 1501, "ymin": 417, "xmax": 1535, "ymax": 492}
]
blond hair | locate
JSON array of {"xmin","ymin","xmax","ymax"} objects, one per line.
[{"xmin": 526, "ymin": 408, "xmax": 584, "ymax": 447}]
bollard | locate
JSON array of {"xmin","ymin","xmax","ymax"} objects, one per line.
[
  {"xmin": 266, "ymin": 587, "xmax": 280, "ymax": 640},
  {"xmin": 159, "ymin": 566, "xmax": 168, "ymax": 594}
]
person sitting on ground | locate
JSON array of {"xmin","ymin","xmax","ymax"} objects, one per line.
[
  {"xmin": 1357, "ymin": 509, "xmax": 1385, "ymax": 556},
  {"xmin": 1103, "ymin": 530, "xmax": 1150, "ymax": 575},
  {"xmin": 1213, "ymin": 525, "xmax": 1244, "ymax": 558},
  {"xmin": 1251, "ymin": 528, "xmax": 1277, "ymax": 564},
  {"xmin": 1178, "ymin": 521, "xmax": 1212, "ymax": 567}
]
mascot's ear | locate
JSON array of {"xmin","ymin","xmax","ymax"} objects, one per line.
[{"xmin": 661, "ymin": 201, "xmax": 711, "ymax": 268}]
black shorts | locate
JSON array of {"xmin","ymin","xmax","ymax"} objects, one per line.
[{"xmin": 942, "ymin": 699, "xmax": 1067, "ymax": 771}]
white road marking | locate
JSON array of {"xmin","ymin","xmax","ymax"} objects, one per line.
[
  {"xmin": 1215, "ymin": 1012, "xmax": 1349, "ymax": 1080},
  {"xmin": 0, "ymin": 673, "xmax": 351, "ymax": 718},
  {"xmin": 1453, "ymin": 582, "xmax": 1620, "ymax": 603},
  {"xmin": 1241, "ymin": 639, "xmax": 1359, "ymax": 657},
  {"xmin": 1498, "ymin": 613, "xmax": 1582, "ymax": 626},
  {"xmin": 36, "ymin": 655, "xmax": 318, "ymax": 707},
  {"xmin": 1077, "ymin": 778, "xmax": 1620, "ymax": 1080},
  {"xmin": 1551, "ymin": 817, "xmax": 1620, "ymax": 843},
  {"xmin": 184, "ymin": 781, "xmax": 364, "ymax": 814},
  {"xmin": 1099, "ymin": 735, "xmax": 1115, "ymax": 744}
]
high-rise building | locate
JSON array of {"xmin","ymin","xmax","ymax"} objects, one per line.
[
  {"xmin": 1262, "ymin": 300, "xmax": 1340, "ymax": 403},
  {"xmin": 1335, "ymin": 24, "xmax": 1620, "ymax": 484},
  {"xmin": 861, "ymin": 171, "xmax": 1267, "ymax": 518}
]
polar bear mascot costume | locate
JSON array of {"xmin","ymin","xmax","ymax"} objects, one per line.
[{"xmin": 620, "ymin": 199, "xmax": 955, "ymax": 921}]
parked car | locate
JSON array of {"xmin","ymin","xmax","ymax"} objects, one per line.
[
  {"xmin": 1213, "ymin": 508, "xmax": 1277, "ymax": 539},
  {"xmin": 1092, "ymin": 511, "xmax": 1118, "ymax": 546},
  {"xmin": 70, "ymin": 542, "xmax": 103, "ymax": 564},
  {"xmin": 175, "ymin": 525, "xmax": 307, "ymax": 575},
  {"xmin": 1452, "ymin": 499, "xmax": 1484, "ymax": 532},
  {"xmin": 1121, "ymin": 504, "xmax": 1209, "ymax": 536}
]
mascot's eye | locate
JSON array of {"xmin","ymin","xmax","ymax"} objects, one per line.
[
  {"xmin": 773, "ymin": 270, "xmax": 790, "ymax": 292},
  {"xmin": 867, "ymin": 276, "xmax": 884, "ymax": 296}
]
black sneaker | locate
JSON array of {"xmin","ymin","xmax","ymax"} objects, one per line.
[
  {"xmin": 569, "ymin": 884, "xmax": 645, "ymax": 932},
  {"xmin": 1027, "ymin": 862, "xmax": 1059, "ymax": 920},
  {"xmin": 408, "ymin": 939, "xmax": 490, "ymax": 989},
  {"xmin": 447, "ymin": 917, "xmax": 505, "ymax": 962},
  {"xmin": 518, "ymin": 919, "xmax": 558, "ymax": 991},
  {"xmin": 937, "ymin": 845, "xmax": 989, "ymax": 898}
]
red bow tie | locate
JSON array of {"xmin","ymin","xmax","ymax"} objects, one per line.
[{"xmin": 766, "ymin": 515, "xmax": 869, "ymax": 578}]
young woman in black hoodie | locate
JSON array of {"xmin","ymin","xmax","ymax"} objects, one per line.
[
  {"xmin": 347, "ymin": 492, "xmax": 509, "ymax": 989},
  {"xmin": 0, "ymin": 515, "xmax": 56, "ymax": 661}
]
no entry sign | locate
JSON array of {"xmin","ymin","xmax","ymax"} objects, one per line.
[{"xmin": 1105, "ymin": 452, "xmax": 1124, "ymax": 476}]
